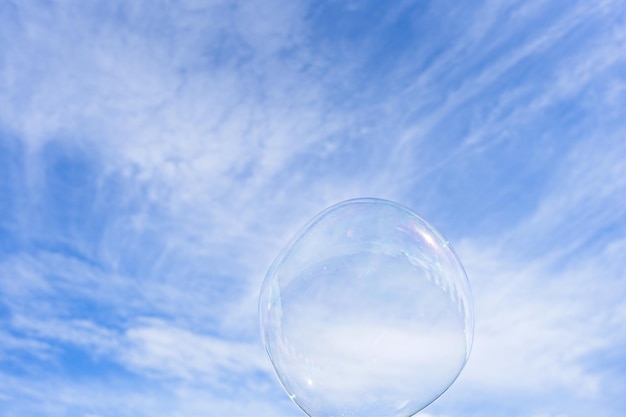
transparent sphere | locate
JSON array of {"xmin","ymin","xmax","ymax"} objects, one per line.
[{"xmin": 259, "ymin": 198, "xmax": 473, "ymax": 417}]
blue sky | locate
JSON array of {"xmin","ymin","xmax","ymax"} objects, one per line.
[{"xmin": 0, "ymin": 0, "xmax": 625, "ymax": 416}]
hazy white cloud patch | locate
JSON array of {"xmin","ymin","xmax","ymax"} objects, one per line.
[
  {"xmin": 119, "ymin": 318, "xmax": 270, "ymax": 380},
  {"xmin": 426, "ymin": 133, "xmax": 626, "ymax": 416}
]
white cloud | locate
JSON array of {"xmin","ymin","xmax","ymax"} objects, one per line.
[
  {"xmin": 12, "ymin": 315, "xmax": 120, "ymax": 356},
  {"xmin": 119, "ymin": 318, "xmax": 271, "ymax": 382},
  {"xmin": 432, "ymin": 134, "xmax": 626, "ymax": 414}
]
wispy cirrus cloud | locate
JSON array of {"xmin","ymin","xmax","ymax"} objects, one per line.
[{"xmin": 428, "ymin": 130, "xmax": 626, "ymax": 416}]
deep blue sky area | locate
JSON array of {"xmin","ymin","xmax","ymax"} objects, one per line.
[{"xmin": 0, "ymin": 1, "xmax": 625, "ymax": 416}]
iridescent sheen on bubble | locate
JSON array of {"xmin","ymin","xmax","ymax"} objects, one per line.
[{"xmin": 259, "ymin": 198, "xmax": 474, "ymax": 417}]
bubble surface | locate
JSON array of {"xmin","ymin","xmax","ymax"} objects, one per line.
[{"xmin": 259, "ymin": 198, "xmax": 473, "ymax": 417}]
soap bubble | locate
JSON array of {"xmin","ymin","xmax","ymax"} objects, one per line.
[{"xmin": 259, "ymin": 198, "xmax": 473, "ymax": 417}]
